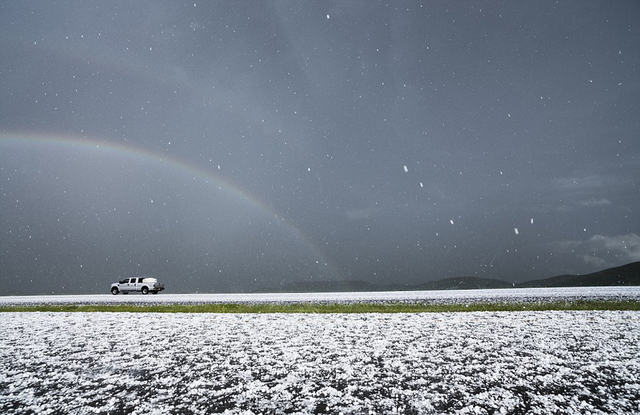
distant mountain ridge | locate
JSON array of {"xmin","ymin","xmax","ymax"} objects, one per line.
[
  {"xmin": 516, "ymin": 261, "xmax": 640, "ymax": 288},
  {"xmin": 259, "ymin": 261, "xmax": 640, "ymax": 293}
]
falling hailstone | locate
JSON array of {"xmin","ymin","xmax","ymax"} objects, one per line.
[
  {"xmin": 420, "ymin": 182, "xmax": 424, "ymax": 188},
  {"xmin": 450, "ymin": 219, "xmax": 454, "ymax": 225},
  {"xmin": 531, "ymin": 218, "xmax": 534, "ymax": 224},
  {"xmin": 403, "ymin": 165, "xmax": 408, "ymax": 173},
  {"xmin": 514, "ymin": 228, "xmax": 519, "ymax": 235}
]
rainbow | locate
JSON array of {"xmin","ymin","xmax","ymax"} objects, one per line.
[{"xmin": 0, "ymin": 131, "xmax": 338, "ymax": 279}]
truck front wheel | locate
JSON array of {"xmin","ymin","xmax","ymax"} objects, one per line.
[
  {"xmin": 111, "ymin": 287, "xmax": 119, "ymax": 295},
  {"xmin": 141, "ymin": 286, "xmax": 149, "ymax": 295}
]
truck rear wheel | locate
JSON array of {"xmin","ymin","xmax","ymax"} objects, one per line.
[
  {"xmin": 111, "ymin": 287, "xmax": 119, "ymax": 295},
  {"xmin": 141, "ymin": 286, "xmax": 149, "ymax": 295}
]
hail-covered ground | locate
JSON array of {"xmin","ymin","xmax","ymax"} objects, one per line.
[
  {"xmin": 1, "ymin": 288, "xmax": 639, "ymax": 414},
  {"xmin": 2, "ymin": 286, "xmax": 639, "ymax": 306}
]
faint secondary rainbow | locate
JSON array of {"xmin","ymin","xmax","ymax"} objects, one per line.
[{"xmin": 0, "ymin": 132, "xmax": 339, "ymax": 280}]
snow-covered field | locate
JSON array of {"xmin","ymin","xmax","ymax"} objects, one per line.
[
  {"xmin": 2, "ymin": 286, "xmax": 640, "ymax": 306},
  {"xmin": 2, "ymin": 310, "xmax": 639, "ymax": 414}
]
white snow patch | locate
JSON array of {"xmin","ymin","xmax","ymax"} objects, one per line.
[{"xmin": 1, "ymin": 310, "xmax": 638, "ymax": 413}]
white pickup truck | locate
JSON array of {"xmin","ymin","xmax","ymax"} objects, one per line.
[{"xmin": 111, "ymin": 277, "xmax": 165, "ymax": 295}]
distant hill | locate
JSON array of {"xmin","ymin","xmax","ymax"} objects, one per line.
[
  {"xmin": 269, "ymin": 280, "xmax": 387, "ymax": 293},
  {"xmin": 516, "ymin": 261, "xmax": 640, "ymax": 288},
  {"xmin": 414, "ymin": 277, "xmax": 513, "ymax": 290},
  {"xmin": 261, "ymin": 276, "xmax": 514, "ymax": 293},
  {"xmin": 258, "ymin": 262, "xmax": 640, "ymax": 293},
  {"xmin": 266, "ymin": 276, "xmax": 513, "ymax": 293}
]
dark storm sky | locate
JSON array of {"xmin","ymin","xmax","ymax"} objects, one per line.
[{"xmin": 1, "ymin": 1, "xmax": 639, "ymax": 294}]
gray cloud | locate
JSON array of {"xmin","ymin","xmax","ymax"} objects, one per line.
[
  {"xmin": 578, "ymin": 199, "xmax": 612, "ymax": 207},
  {"xmin": 1, "ymin": 1, "xmax": 639, "ymax": 293},
  {"xmin": 549, "ymin": 234, "xmax": 640, "ymax": 269},
  {"xmin": 588, "ymin": 234, "xmax": 640, "ymax": 263},
  {"xmin": 345, "ymin": 206, "xmax": 385, "ymax": 220}
]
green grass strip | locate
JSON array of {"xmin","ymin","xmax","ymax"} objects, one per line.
[{"xmin": 0, "ymin": 300, "xmax": 638, "ymax": 313}]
